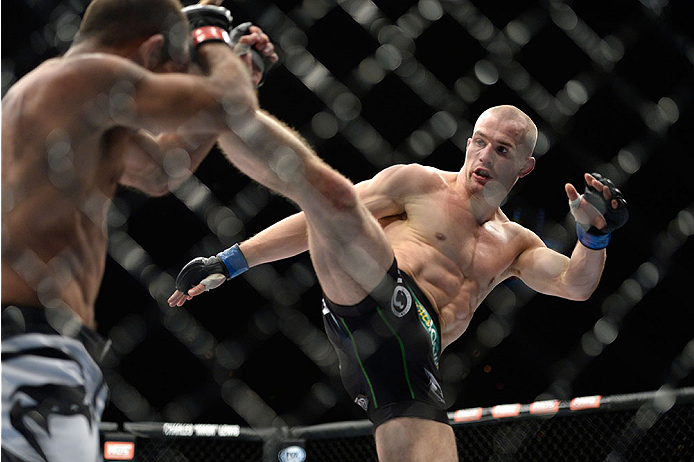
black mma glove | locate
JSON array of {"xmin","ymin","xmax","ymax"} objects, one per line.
[
  {"xmin": 570, "ymin": 173, "xmax": 629, "ymax": 249},
  {"xmin": 182, "ymin": 4, "xmax": 233, "ymax": 48},
  {"xmin": 229, "ymin": 22, "xmax": 276, "ymax": 87},
  {"xmin": 175, "ymin": 244, "xmax": 249, "ymax": 295}
]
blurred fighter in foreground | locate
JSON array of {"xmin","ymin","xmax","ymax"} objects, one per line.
[
  {"xmin": 1, "ymin": 0, "xmax": 279, "ymax": 460},
  {"xmin": 170, "ymin": 105, "xmax": 628, "ymax": 461}
]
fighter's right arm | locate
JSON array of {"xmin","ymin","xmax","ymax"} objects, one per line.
[
  {"xmin": 241, "ymin": 163, "xmax": 412, "ymax": 266},
  {"xmin": 167, "ymin": 164, "xmax": 416, "ymax": 306}
]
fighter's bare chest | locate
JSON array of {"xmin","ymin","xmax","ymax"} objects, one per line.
[{"xmin": 408, "ymin": 196, "xmax": 521, "ymax": 281}]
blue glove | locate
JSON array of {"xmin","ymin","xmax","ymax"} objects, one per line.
[
  {"xmin": 175, "ymin": 244, "xmax": 249, "ymax": 295},
  {"xmin": 571, "ymin": 173, "xmax": 629, "ymax": 250}
]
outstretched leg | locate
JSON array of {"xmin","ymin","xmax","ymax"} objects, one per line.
[{"xmin": 217, "ymin": 111, "xmax": 393, "ymax": 305}]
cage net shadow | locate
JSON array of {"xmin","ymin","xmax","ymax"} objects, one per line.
[{"xmin": 2, "ymin": 0, "xmax": 694, "ymax": 460}]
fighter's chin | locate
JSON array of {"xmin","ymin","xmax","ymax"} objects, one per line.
[{"xmin": 479, "ymin": 179, "xmax": 507, "ymax": 206}]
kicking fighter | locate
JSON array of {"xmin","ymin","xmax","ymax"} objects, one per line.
[{"xmin": 169, "ymin": 105, "xmax": 628, "ymax": 461}]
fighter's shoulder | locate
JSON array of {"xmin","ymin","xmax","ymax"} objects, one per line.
[
  {"xmin": 387, "ymin": 163, "xmax": 442, "ymax": 174},
  {"xmin": 61, "ymin": 53, "xmax": 144, "ymax": 85},
  {"xmin": 496, "ymin": 211, "xmax": 544, "ymax": 247},
  {"xmin": 374, "ymin": 163, "xmax": 447, "ymax": 185},
  {"xmin": 25, "ymin": 54, "xmax": 142, "ymax": 97}
]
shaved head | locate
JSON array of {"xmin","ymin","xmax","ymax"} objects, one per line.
[{"xmin": 474, "ymin": 105, "xmax": 538, "ymax": 156}]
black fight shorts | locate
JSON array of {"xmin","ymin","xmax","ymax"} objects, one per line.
[
  {"xmin": 1, "ymin": 305, "xmax": 110, "ymax": 462},
  {"xmin": 322, "ymin": 260, "xmax": 448, "ymax": 429}
]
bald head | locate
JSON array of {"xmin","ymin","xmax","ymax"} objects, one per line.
[{"xmin": 474, "ymin": 105, "xmax": 538, "ymax": 156}]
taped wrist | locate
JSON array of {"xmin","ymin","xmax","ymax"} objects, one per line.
[
  {"xmin": 175, "ymin": 255, "xmax": 230, "ymax": 295},
  {"xmin": 182, "ymin": 5, "xmax": 233, "ymax": 47},
  {"xmin": 217, "ymin": 244, "xmax": 249, "ymax": 279},
  {"xmin": 576, "ymin": 223, "xmax": 610, "ymax": 250},
  {"xmin": 191, "ymin": 27, "xmax": 231, "ymax": 47}
]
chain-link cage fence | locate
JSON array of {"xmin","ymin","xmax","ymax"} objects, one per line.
[
  {"xmin": 99, "ymin": 388, "xmax": 694, "ymax": 461},
  {"xmin": 2, "ymin": 0, "xmax": 694, "ymax": 459}
]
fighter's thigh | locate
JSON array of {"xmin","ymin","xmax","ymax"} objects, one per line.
[
  {"xmin": 375, "ymin": 417, "xmax": 457, "ymax": 462},
  {"xmin": 306, "ymin": 202, "xmax": 394, "ymax": 306}
]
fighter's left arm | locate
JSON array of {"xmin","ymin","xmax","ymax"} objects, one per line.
[
  {"xmin": 513, "ymin": 173, "xmax": 629, "ymax": 301},
  {"xmin": 119, "ymin": 131, "xmax": 218, "ymax": 196},
  {"xmin": 513, "ymin": 233, "xmax": 606, "ymax": 301}
]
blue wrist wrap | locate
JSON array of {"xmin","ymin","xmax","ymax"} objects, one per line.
[
  {"xmin": 576, "ymin": 224, "xmax": 610, "ymax": 250},
  {"xmin": 217, "ymin": 244, "xmax": 249, "ymax": 279}
]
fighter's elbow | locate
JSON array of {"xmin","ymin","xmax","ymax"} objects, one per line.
[
  {"xmin": 119, "ymin": 169, "xmax": 172, "ymax": 197},
  {"xmin": 572, "ymin": 292, "xmax": 593, "ymax": 302},
  {"xmin": 565, "ymin": 285, "xmax": 596, "ymax": 302},
  {"xmin": 128, "ymin": 180, "xmax": 170, "ymax": 197},
  {"xmin": 145, "ymin": 182, "xmax": 171, "ymax": 197}
]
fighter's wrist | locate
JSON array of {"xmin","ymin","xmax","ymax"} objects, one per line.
[
  {"xmin": 216, "ymin": 243, "xmax": 249, "ymax": 279},
  {"xmin": 191, "ymin": 26, "xmax": 231, "ymax": 47},
  {"xmin": 576, "ymin": 224, "xmax": 610, "ymax": 250},
  {"xmin": 183, "ymin": 4, "xmax": 234, "ymax": 48}
]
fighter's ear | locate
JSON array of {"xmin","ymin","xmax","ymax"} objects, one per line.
[
  {"xmin": 519, "ymin": 156, "xmax": 535, "ymax": 178},
  {"xmin": 138, "ymin": 34, "xmax": 166, "ymax": 70}
]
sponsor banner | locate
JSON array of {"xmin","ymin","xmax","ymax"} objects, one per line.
[
  {"xmin": 162, "ymin": 423, "xmax": 242, "ymax": 437},
  {"xmin": 570, "ymin": 395, "xmax": 602, "ymax": 411},
  {"xmin": 529, "ymin": 400, "xmax": 560, "ymax": 415},
  {"xmin": 104, "ymin": 441, "xmax": 135, "ymax": 460},
  {"xmin": 278, "ymin": 445, "xmax": 307, "ymax": 462},
  {"xmin": 453, "ymin": 407, "xmax": 483, "ymax": 422},
  {"xmin": 491, "ymin": 403, "xmax": 521, "ymax": 418}
]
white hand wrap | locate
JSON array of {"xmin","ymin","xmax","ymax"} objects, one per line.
[
  {"xmin": 568, "ymin": 195, "xmax": 583, "ymax": 214},
  {"xmin": 201, "ymin": 273, "xmax": 227, "ymax": 291}
]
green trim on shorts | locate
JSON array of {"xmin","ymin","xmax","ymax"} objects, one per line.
[
  {"xmin": 340, "ymin": 316, "xmax": 378, "ymax": 409},
  {"xmin": 375, "ymin": 306, "xmax": 416, "ymax": 400}
]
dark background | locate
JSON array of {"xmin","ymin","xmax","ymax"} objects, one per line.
[{"xmin": 3, "ymin": 0, "xmax": 693, "ymax": 429}]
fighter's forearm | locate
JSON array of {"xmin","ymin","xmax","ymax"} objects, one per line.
[
  {"xmin": 196, "ymin": 43, "xmax": 258, "ymax": 113},
  {"xmin": 239, "ymin": 212, "xmax": 309, "ymax": 267},
  {"xmin": 561, "ymin": 242, "xmax": 607, "ymax": 300}
]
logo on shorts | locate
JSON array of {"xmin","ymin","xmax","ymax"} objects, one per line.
[
  {"xmin": 417, "ymin": 302, "xmax": 440, "ymax": 367},
  {"xmin": 391, "ymin": 283, "xmax": 412, "ymax": 317},
  {"xmin": 355, "ymin": 395, "xmax": 369, "ymax": 411},
  {"xmin": 424, "ymin": 368, "xmax": 445, "ymax": 403}
]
